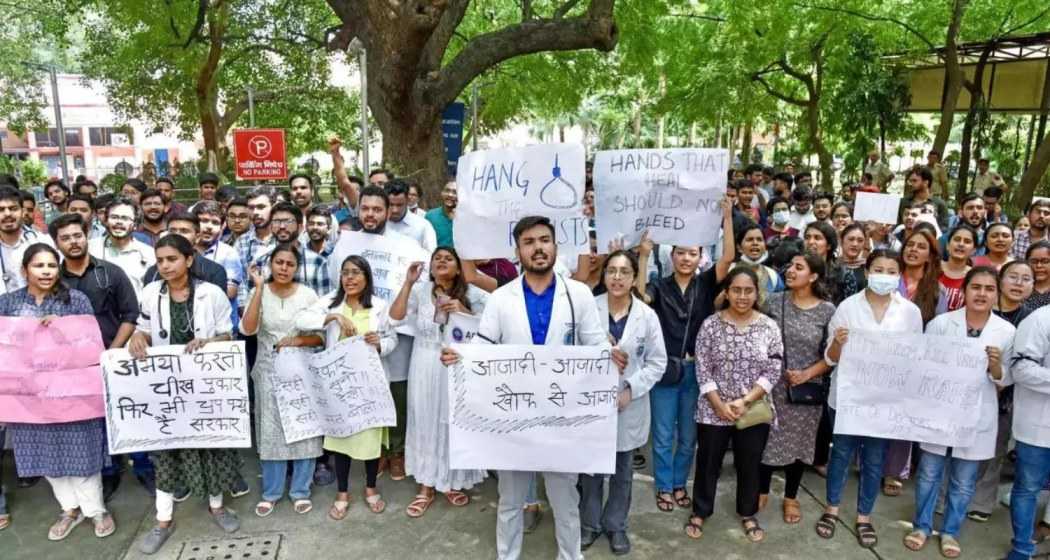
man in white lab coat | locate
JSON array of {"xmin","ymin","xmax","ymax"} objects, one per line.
[{"xmin": 441, "ymin": 216, "xmax": 607, "ymax": 560}]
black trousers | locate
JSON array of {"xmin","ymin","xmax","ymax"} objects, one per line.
[
  {"xmin": 759, "ymin": 461, "xmax": 805, "ymax": 499},
  {"xmin": 692, "ymin": 422, "xmax": 770, "ymax": 519},
  {"xmin": 333, "ymin": 452, "xmax": 379, "ymax": 493},
  {"xmin": 814, "ymin": 404, "xmax": 832, "ymax": 466}
]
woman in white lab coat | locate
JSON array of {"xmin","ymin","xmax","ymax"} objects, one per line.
[
  {"xmin": 579, "ymin": 250, "xmax": 666, "ymax": 555},
  {"xmin": 903, "ymin": 266, "xmax": 1013, "ymax": 558}
]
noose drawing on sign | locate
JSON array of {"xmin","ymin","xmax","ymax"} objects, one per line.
[{"xmin": 539, "ymin": 154, "xmax": 579, "ymax": 210}]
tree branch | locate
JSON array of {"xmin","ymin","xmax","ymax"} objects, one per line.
[
  {"xmin": 426, "ymin": 0, "xmax": 617, "ymax": 110},
  {"xmin": 324, "ymin": 0, "xmax": 368, "ymax": 51},
  {"xmin": 420, "ymin": 0, "xmax": 470, "ymax": 71},
  {"xmin": 752, "ymin": 75, "xmax": 809, "ymax": 106},
  {"xmin": 183, "ymin": 0, "xmax": 209, "ymax": 48},
  {"xmin": 1001, "ymin": 5, "xmax": 1050, "ymax": 37},
  {"xmin": 793, "ymin": 2, "xmax": 936, "ymax": 50},
  {"xmin": 554, "ymin": 0, "xmax": 583, "ymax": 19},
  {"xmin": 668, "ymin": 12, "xmax": 726, "ymax": 22}
]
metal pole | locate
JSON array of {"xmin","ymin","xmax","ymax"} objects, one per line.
[
  {"xmin": 471, "ymin": 82, "xmax": 479, "ymax": 151},
  {"xmin": 49, "ymin": 66, "xmax": 70, "ymax": 185},
  {"xmin": 359, "ymin": 48, "xmax": 369, "ymax": 173},
  {"xmin": 247, "ymin": 86, "xmax": 256, "ymax": 128}
]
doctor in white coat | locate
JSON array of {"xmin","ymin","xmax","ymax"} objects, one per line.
[
  {"xmin": 579, "ymin": 250, "xmax": 666, "ymax": 555},
  {"xmin": 441, "ymin": 216, "xmax": 606, "ymax": 560},
  {"xmin": 904, "ymin": 266, "xmax": 1013, "ymax": 557}
]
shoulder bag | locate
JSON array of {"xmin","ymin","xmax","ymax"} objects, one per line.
[
  {"xmin": 657, "ymin": 281, "xmax": 694, "ymax": 386},
  {"xmin": 781, "ymin": 293, "xmax": 828, "ymax": 405}
]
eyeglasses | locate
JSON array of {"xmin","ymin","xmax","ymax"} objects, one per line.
[
  {"xmin": 604, "ymin": 268, "xmax": 634, "ymax": 279},
  {"xmin": 1004, "ymin": 274, "xmax": 1034, "ymax": 284},
  {"xmin": 271, "ymin": 218, "xmax": 296, "ymax": 226},
  {"xmin": 1030, "ymin": 258, "xmax": 1050, "ymax": 266},
  {"xmin": 341, "ymin": 269, "xmax": 365, "ymax": 278},
  {"xmin": 108, "ymin": 215, "xmax": 134, "ymax": 223}
]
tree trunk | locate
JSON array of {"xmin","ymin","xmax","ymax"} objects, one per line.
[
  {"xmin": 688, "ymin": 121, "xmax": 697, "ymax": 146},
  {"xmin": 955, "ymin": 44, "xmax": 994, "ymax": 203},
  {"xmin": 740, "ymin": 120, "xmax": 753, "ymax": 166},
  {"xmin": 632, "ymin": 108, "xmax": 642, "ymax": 147},
  {"xmin": 382, "ymin": 114, "xmax": 449, "ymax": 205},
  {"xmin": 1017, "ymin": 131, "xmax": 1050, "ymax": 212},
  {"xmin": 931, "ymin": 0, "xmax": 970, "ymax": 157}
]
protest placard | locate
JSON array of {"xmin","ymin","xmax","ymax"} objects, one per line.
[
  {"xmin": 272, "ymin": 337, "xmax": 396, "ymax": 444},
  {"xmin": 0, "ymin": 315, "xmax": 105, "ymax": 423},
  {"xmin": 101, "ymin": 342, "xmax": 250, "ymax": 454},
  {"xmin": 834, "ymin": 330, "xmax": 988, "ymax": 447},
  {"xmin": 454, "ymin": 143, "xmax": 589, "ymax": 259},
  {"xmin": 444, "ymin": 312, "xmax": 480, "ymax": 345},
  {"xmin": 594, "ymin": 148, "xmax": 729, "ymax": 248},
  {"xmin": 853, "ymin": 192, "xmax": 902, "ymax": 225},
  {"xmin": 448, "ymin": 343, "xmax": 617, "ymax": 474}
]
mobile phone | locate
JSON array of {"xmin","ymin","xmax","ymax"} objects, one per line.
[{"xmin": 434, "ymin": 295, "xmax": 451, "ymax": 325}]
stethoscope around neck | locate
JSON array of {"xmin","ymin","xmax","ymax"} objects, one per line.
[
  {"xmin": 157, "ymin": 280, "xmax": 195, "ymax": 339},
  {"xmin": 103, "ymin": 236, "xmax": 148, "ymax": 268}
]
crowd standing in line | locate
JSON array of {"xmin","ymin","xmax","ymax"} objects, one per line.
[{"xmin": 2, "ymin": 150, "xmax": 1050, "ymax": 560}]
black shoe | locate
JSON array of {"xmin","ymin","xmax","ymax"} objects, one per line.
[
  {"xmin": 581, "ymin": 529, "xmax": 602, "ymax": 551},
  {"xmin": 313, "ymin": 464, "xmax": 335, "ymax": 486},
  {"xmin": 102, "ymin": 473, "xmax": 121, "ymax": 502},
  {"xmin": 173, "ymin": 487, "xmax": 191, "ymax": 502},
  {"xmin": 229, "ymin": 475, "xmax": 250, "ymax": 498},
  {"xmin": 609, "ymin": 531, "xmax": 631, "ymax": 555},
  {"xmin": 135, "ymin": 471, "xmax": 157, "ymax": 496},
  {"xmin": 17, "ymin": 476, "xmax": 40, "ymax": 489},
  {"xmin": 632, "ymin": 453, "xmax": 646, "ymax": 470}
]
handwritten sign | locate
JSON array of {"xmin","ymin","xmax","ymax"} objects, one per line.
[
  {"xmin": 445, "ymin": 312, "xmax": 480, "ymax": 345},
  {"xmin": 835, "ymin": 330, "xmax": 988, "ymax": 447},
  {"xmin": 100, "ymin": 342, "xmax": 250, "ymax": 454},
  {"xmin": 853, "ymin": 192, "xmax": 902, "ymax": 225},
  {"xmin": 449, "ymin": 343, "xmax": 617, "ymax": 474},
  {"xmin": 593, "ymin": 149, "xmax": 729, "ymax": 248},
  {"xmin": 0, "ymin": 315, "xmax": 105, "ymax": 423},
  {"xmin": 272, "ymin": 337, "xmax": 396, "ymax": 443},
  {"xmin": 454, "ymin": 143, "xmax": 588, "ymax": 259}
]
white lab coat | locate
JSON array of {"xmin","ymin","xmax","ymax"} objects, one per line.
[
  {"xmin": 477, "ymin": 275, "xmax": 606, "ymax": 348},
  {"xmin": 296, "ymin": 292, "xmax": 399, "ymax": 373},
  {"xmin": 136, "ymin": 279, "xmax": 233, "ymax": 346},
  {"xmin": 921, "ymin": 308, "xmax": 1014, "ymax": 461},
  {"xmin": 0, "ymin": 227, "xmax": 54, "ymax": 296},
  {"xmin": 595, "ymin": 293, "xmax": 667, "ymax": 451},
  {"xmin": 1002, "ymin": 306, "xmax": 1050, "ymax": 448}
]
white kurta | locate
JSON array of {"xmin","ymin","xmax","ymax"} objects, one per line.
[{"xmin": 403, "ymin": 281, "xmax": 488, "ymax": 491}]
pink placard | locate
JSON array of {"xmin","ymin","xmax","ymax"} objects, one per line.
[{"xmin": 0, "ymin": 315, "xmax": 105, "ymax": 423}]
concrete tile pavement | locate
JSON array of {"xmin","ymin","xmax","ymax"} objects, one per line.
[{"xmin": 2, "ymin": 450, "xmax": 1049, "ymax": 560}]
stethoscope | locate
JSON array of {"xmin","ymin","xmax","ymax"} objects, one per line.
[
  {"xmin": 0, "ymin": 228, "xmax": 42, "ymax": 285},
  {"xmin": 102, "ymin": 236, "xmax": 149, "ymax": 268},
  {"xmin": 157, "ymin": 281, "xmax": 195, "ymax": 340}
]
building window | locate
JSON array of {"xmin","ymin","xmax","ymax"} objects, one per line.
[
  {"xmin": 33, "ymin": 128, "xmax": 83, "ymax": 147},
  {"xmin": 88, "ymin": 127, "xmax": 132, "ymax": 146}
]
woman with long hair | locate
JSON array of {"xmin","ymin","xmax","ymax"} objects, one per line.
[
  {"xmin": 759, "ymin": 252, "xmax": 835, "ymax": 525},
  {"xmin": 939, "ymin": 225, "xmax": 978, "ymax": 313},
  {"xmin": 837, "ymin": 224, "xmax": 869, "ymax": 299},
  {"xmin": 804, "ymin": 221, "xmax": 845, "ymax": 304},
  {"xmin": 1025, "ymin": 241, "xmax": 1050, "ymax": 308},
  {"xmin": 831, "ymin": 202, "xmax": 853, "ymax": 236},
  {"xmin": 239, "ymin": 243, "xmax": 323, "ymax": 517},
  {"xmin": 0, "ymin": 244, "xmax": 114, "ymax": 540},
  {"xmin": 899, "ymin": 229, "xmax": 942, "ymax": 325},
  {"xmin": 299, "ymin": 255, "xmax": 398, "ymax": 520},
  {"xmin": 685, "ymin": 267, "xmax": 782, "ymax": 543},
  {"xmin": 389, "ymin": 246, "xmax": 489, "ymax": 517},
  {"xmin": 129, "ymin": 235, "xmax": 238, "ymax": 554},
  {"xmin": 904, "ymin": 267, "xmax": 1013, "ymax": 558},
  {"xmin": 973, "ymin": 223, "xmax": 1015, "ymax": 271}
]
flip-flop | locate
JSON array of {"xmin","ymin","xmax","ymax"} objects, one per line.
[
  {"xmin": 328, "ymin": 500, "xmax": 349, "ymax": 521},
  {"xmin": 366, "ymin": 493, "xmax": 386, "ymax": 514},
  {"xmin": 293, "ymin": 499, "xmax": 313, "ymax": 515},
  {"xmin": 445, "ymin": 490, "xmax": 469, "ymax": 507},
  {"xmin": 904, "ymin": 530, "xmax": 927, "ymax": 551},
  {"xmin": 684, "ymin": 516, "xmax": 704, "ymax": 540},
  {"xmin": 741, "ymin": 517, "xmax": 765, "ymax": 543},
  {"xmin": 254, "ymin": 501, "xmax": 276, "ymax": 517},
  {"xmin": 656, "ymin": 493, "xmax": 675, "ymax": 512},
  {"xmin": 673, "ymin": 488, "xmax": 692, "ymax": 508}
]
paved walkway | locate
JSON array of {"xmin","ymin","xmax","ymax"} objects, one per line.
[{"xmin": 2, "ymin": 450, "xmax": 1047, "ymax": 559}]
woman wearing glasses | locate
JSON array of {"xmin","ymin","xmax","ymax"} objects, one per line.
[{"xmin": 1024, "ymin": 241, "xmax": 1050, "ymax": 309}]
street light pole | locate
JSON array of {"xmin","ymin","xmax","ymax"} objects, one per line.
[
  {"xmin": 45, "ymin": 65, "xmax": 69, "ymax": 185},
  {"xmin": 359, "ymin": 48, "xmax": 369, "ymax": 173},
  {"xmin": 247, "ymin": 86, "xmax": 256, "ymax": 128}
]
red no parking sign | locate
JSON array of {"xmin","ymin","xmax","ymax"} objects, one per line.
[{"xmin": 233, "ymin": 128, "xmax": 288, "ymax": 180}]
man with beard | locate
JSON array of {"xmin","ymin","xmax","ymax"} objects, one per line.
[
  {"xmin": 44, "ymin": 178, "xmax": 70, "ymax": 225},
  {"xmin": 425, "ymin": 180, "xmax": 457, "ymax": 247},
  {"xmin": 1012, "ymin": 199, "xmax": 1050, "ymax": 259},
  {"xmin": 902, "ymin": 167, "xmax": 950, "ymax": 230},
  {"xmin": 155, "ymin": 177, "xmax": 187, "ymax": 220},
  {"xmin": 385, "ymin": 179, "xmax": 436, "ymax": 252},
  {"xmin": 439, "ymin": 215, "xmax": 606, "ymax": 560},
  {"xmin": 812, "ymin": 193, "xmax": 834, "ymax": 224},
  {"xmin": 234, "ymin": 187, "xmax": 277, "ymax": 313},
  {"xmin": 194, "ymin": 200, "xmax": 243, "ymax": 302},
  {"xmin": 0, "ymin": 186, "xmax": 53, "ymax": 296},
  {"xmin": 289, "ymin": 173, "xmax": 338, "ymax": 246},
  {"xmin": 50, "ymin": 213, "xmax": 139, "ymax": 500},
  {"xmin": 249, "ymin": 202, "xmax": 331, "ymax": 296},
  {"xmin": 135, "ymin": 188, "xmax": 168, "ymax": 246},
  {"xmin": 88, "ymin": 197, "xmax": 155, "ymax": 298}
]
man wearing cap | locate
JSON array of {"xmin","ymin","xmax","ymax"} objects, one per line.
[{"xmin": 863, "ymin": 150, "xmax": 894, "ymax": 192}]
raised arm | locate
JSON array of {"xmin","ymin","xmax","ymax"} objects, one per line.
[
  {"xmin": 461, "ymin": 259, "xmax": 499, "ymax": 293},
  {"xmin": 329, "ymin": 137, "xmax": 358, "ymax": 210},
  {"xmin": 388, "ymin": 262, "xmax": 423, "ymax": 321}
]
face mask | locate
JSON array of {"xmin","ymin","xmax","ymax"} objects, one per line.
[
  {"xmin": 867, "ymin": 273, "xmax": 899, "ymax": 296},
  {"xmin": 772, "ymin": 210, "xmax": 789, "ymax": 225},
  {"xmin": 740, "ymin": 252, "xmax": 768, "ymax": 265}
]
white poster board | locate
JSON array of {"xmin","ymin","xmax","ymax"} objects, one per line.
[
  {"xmin": 444, "ymin": 312, "xmax": 480, "ymax": 345},
  {"xmin": 834, "ymin": 330, "xmax": 988, "ymax": 447},
  {"xmin": 594, "ymin": 149, "xmax": 730, "ymax": 248},
  {"xmin": 454, "ymin": 144, "xmax": 588, "ymax": 259},
  {"xmin": 449, "ymin": 343, "xmax": 617, "ymax": 474},
  {"xmin": 101, "ymin": 342, "xmax": 251, "ymax": 454},
  {"xmin": 272, "ymin": 337, "xmax": 396, "ymax": 443},
  {"xmin": 853, "ymin": 192, "xmax": 902, "ymax": 225}
]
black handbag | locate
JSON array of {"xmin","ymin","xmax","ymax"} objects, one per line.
[
  {"xmin": 780, "ymin": 292, "xmax": 828, "ymax": 405},
  {"xmin": 658, "ymin": 282, "xmax": 695, "ymax": 386}
]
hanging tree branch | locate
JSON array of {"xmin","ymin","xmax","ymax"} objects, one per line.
[{"xmin": 792, "ymin": 2, "xmax": 936, "ymax": 50}]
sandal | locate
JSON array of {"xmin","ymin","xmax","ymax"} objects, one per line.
[
  {"xmin": 939, "ymin": 535, "xmax": 961, "ymax": 558},
  {"xmin": 741, "ymin": 517, "xmax": 765, "ymax": 543},
  {"xmin": 0, "ymin": 514, "xmax": 9, "ymax": 531},
  {"xmin": 782, "ymin": 498, "xmax": 801, "ymax": 524},
  {"xmin": 93, "ymin": 513, "xmax": 116, "ymax": 538},
  {"xmin": 855, "ymin": 522, "xmax": 878, "ymax": 548},
  {"xmin": 406, "ymin": 493, "xmax": 433, "ymax": 518},
  {"xmin": 882, "ymin": 477, "xmax": 903, "ymax": 497},
  {"xmin": 328, "ymin": 500, "xmax": 350, "ymax": 521},
  {"xmin": 656, "ymin": 492, "xmax": 675, "ymax": 512},
  {"xmin": 813, "ymin": 464, "xmax": 828, "ymax": 478},
  {"xmin": 365, "ymin": 492, "xmax": 386, "ymax": 514},
  {"xmin": 48, "ymin": 511, "xmax": 84, "ymax": 541},
  {"xmin": 445, "ymin": 490, "xmax": 469, "ymax": 507},
  {"xmin": 815, "ymin": 512, "xmax": 837, "ymax": 539},
  {"xmin": 758, "ymin": 493, "xmax": 769, "ymax": 512},
  {"xmin": 683, "ymin": 515, "xmax": 704, "ymax": 540},
  {"xmin": 254, "ymin": 501, "xmax": 276, "ymax": 517},
  {"xmin": 673, "ymin": 488, "xmax": 692, "ymax": 508},
  {"xmin": 293, "ymin": 499, "xmax": 313, "ymax": 515},
  {"xmin": 1036, "ymin": 521, "xmax": 1050, "ymax": 544},
  {"xmin": 903, "ymin": 530, "xmax": 927, "ymax": 551}
]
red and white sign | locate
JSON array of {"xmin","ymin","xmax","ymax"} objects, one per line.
[{"xmin": 233, "ymin": 128, "xmax": 288, "ymax": 180}]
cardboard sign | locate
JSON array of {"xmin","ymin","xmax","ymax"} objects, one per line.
[{"xmin": 854, "ymin": 192, "xmax": 902, "ymax": 225}]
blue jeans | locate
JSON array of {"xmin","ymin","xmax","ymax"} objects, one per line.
[
  {"xmin": 826, "ymin": 428, "xmax": 888, "ymax": 515},
  {"xmin": 260, "ymin": 458, "xmax": 315, "ymax": 502},
  {"xmin": 649, "ymin": 362, "xmax": 699, "ymax": 493},
  {"xmin": 525, "ymin": 474, "xmax": 539, "ymax": 506},
  {"xmin": 1008, "ymin": 441, "xmax": 1050, "ymax": 559},
  {"xmin": 913, "ymin": 450, "xmax": 979, "ymax": 538}
]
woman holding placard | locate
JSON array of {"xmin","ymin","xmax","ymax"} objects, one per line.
[
  {"xmin": 0, "ymin": 244, "xmax": 113, "ymax": 540},
  {"xmin": 684, "ymin": 267, "xmax": 782, "ymax": 543},
  {"xmin": 903, "ymin": 266, "xmax": 1013, "ymax": 558},
  {"xmin": 389, "ymin": 246, "xmax": 488, "ymax": 518},
  {"xmin": 239, "ymin": 243, "xmax": 323, "ymax": 518},
  {"xmin": 298, "ymin": 255, "xmax": 398, "ymax": 520},
  {"xmin": 816, "ymin": 249, "xmax": 923, "ymax": 549},
  {"xmin": 127, "ymin": 235, "xmax": 238, "ymax": 555}
]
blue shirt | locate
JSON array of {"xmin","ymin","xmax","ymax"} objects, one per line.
[
  {"xmin": 522, "ymin": 276, "xmax": 556, "ymax": 345},
  {"xmin": 425, "ymin": 207, "xmax": 454, "ymax": 248}
]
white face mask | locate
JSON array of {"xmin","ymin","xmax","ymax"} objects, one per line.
[
  {"xmin": 867, "ymin": 273, "xmax": 899, "ymax": 296},
  {"xmin": 772, "ymin": 210, "xmax": 790, "ymax": 225}
]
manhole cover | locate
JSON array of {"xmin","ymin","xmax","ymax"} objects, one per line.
[{"xmin": 178, "ymin": 533, "xmax": 283, "ymax": 560}]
